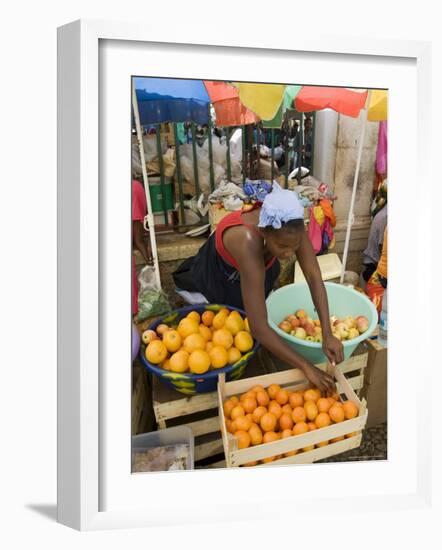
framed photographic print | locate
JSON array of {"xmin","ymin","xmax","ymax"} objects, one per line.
[{"xmin": 57, "ymin": 19, "xmax": 432, "ymax": 530}]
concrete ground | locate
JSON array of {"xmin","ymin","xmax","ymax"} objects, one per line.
[{"xmin": 318, "ymin": 422, "xmax": 387, "ymax": 463}]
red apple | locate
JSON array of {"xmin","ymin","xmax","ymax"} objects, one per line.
[
  {"xmin": 156, "ymin": 324, "xmax": 170, "ymax": 337},
  {"xmin": 278, "ymin": 321, "xmax": 292, "ymax": 333},
  {"xmin": 356, "ymin": 316, "xmax": 369, "ymax": 333},
  {"xmin": 142, "ymin": 329, "xmax": 158, "ymax": 345},
  {"xmin": 305, "ymin": 323, "xmax": 316, "ymax": 337},
  {"xmin": 290, "ymin": 318, "xmax": 301, "ymax": 329}
]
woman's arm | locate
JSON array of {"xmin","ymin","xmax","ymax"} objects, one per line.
[
  {"xmin": 296, "ymin": 232, "xmax": 344, "ymax": 365},
  {"xmin": 233, "ymin": 236, "xmax": 336, "ymax": 395}
]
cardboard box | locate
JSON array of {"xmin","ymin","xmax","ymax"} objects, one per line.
[{"xmin": 360, "ymin": 339, "xmax": 387, "ymax": 428}]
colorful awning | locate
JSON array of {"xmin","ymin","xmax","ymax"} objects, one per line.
[
  {"xmin": 134, "ymin": 77, "xmax": 210, "ymax": 125},
  {"xmin": 294, "ymin": 86, "xmax": 368, "ymax": 118},
  {"xmin": 203, "ymin": 81, "xmax": 260, "ymax": 126},
  {"xmin": 234, "ymin": 83, "xmax": 287, "ymax": 121},
  {"xmin": 368, "ymin": 90, "xmax": 388, "ymax": 121}
]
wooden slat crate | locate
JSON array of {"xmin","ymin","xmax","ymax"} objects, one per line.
[
  {"xmin": 132, "ymin": 362, "xmax": 151, "ymax": 435},
  {"xmin": 268, "ymin": 350, "xmax": 369, "ymax": 397},
  {"xmin": 218, "ymin": 353, "xmax": 368, "ymax": 468},
  {"xmin": 152, "ymin": 350, "xmax": 276, "ymax": 467}
]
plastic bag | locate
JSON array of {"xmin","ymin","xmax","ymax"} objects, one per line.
[
  {"xmin": 138, "ymin": 265, "xmax": 158, "ymax": 293},
  {"xmin": 142, "ymin": 134, "xmax": 167, "ymax": 162},
  {"xmin": 136, "ymin": 266, "xmax": 171, "ymax": 322}
]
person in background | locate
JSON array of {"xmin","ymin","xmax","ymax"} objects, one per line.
[
  {"xmin": 361, "ymin": 205, "xmax": 387, "ymax": 284},
  {"xmin": 365, "ymin": 225, "xmax": 388, "ymax": 315},
  {"xmin": 303, "ymin": 116, "xmax": 313, "ymax": 171},
  {"xmin": 132, "ymin": 178, "xmax": 153, "ymax": 317},
  {"xmin": 376, "ymin": 226, "xmax": 387, "ymax": 288}
]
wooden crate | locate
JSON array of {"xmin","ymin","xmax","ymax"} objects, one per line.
[
  {"xmin": 218, "ymin": 354, "xmax": 368, "ymax": 468},
  {"xmin": 132, "ymin": 363, "xmax": 151, "ymax": 435},
  {"xmin": 265, "ymin": 350, "xmax": 369, "ymax": 397},
  {"xmin": 360, "ymin": 337, "xmax": 387, "ymax": 428},
  {"xmin": 152, "ymin": 350, "xmax": 275, "ymax": 467}
]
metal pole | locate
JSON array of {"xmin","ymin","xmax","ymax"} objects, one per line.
[
  {"xmin": 340, "ymin": 92, "xmax": 371, "ymax": 283},
  {"xmin": 284, "ymin": 122, "xmax": 289, "ymax": 188},
  {"xmin": 242, "ymin": 125, "xmax": 247, "ymax": 182},
  {"xmin": 173, "ymin": 123, "xmax": 185, "ymax": 225},
  {"xmin": 297, "ymin": 112, "xmax": 304, "ymax": 184},
  {"xmin": 311, "ymin": 111, "xmax": 316, "ymax": 176},
  {"xmin": 271, "ymin": 128, "xmax": 275, "ymax": 182},
  {"xmin": 207, "ymin": 107, "xmax": 215, "ymax": 191},
  {"xmin": 226, "ymin": 126, "xmax": 231, "ymax": 181},
  {"xmin": 191, "ymin": 122, "xmax": 201, "ymax": 197},
  {"xmin": 131, "ymin": 83, "xmax": 161, "ymax": 289},
  {"xmin": 155, "ymin": 124, "xmax": 169, "ymax": 225}
]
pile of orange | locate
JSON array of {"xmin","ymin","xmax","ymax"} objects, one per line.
[
  {"xmin": 143, "ymin": 308, "xmax": 254, "ymax": 375},
  {"xmin": 222, "ymin": 383, "xmax": 360, "ymax": 466}
]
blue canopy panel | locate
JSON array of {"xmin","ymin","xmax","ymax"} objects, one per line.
[{"xmin": 134, "ymin": 78, "xmax": 210, "ymax": 125}]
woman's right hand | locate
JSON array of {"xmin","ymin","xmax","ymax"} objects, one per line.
[{"xmin": 302, "ymin": 363, "xmax": 336, "ymax": 396}]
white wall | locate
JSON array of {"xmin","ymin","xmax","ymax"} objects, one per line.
[
  {"xmin": 314, "ymin": 110, "xmax": 379, "ymax": 226},
  {"xmin": 313, "ymin": 109, "xmax": 338, "ymax": 185}
]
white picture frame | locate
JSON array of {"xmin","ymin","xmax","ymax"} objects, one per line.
[{"xmin": 57, "ymin": 19, "xmax": 433, "ymax": 531}]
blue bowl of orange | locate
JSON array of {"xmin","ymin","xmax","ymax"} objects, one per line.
[{"xmin": 139, "ymin": 304, "xmax": 259, "ymax": 395}]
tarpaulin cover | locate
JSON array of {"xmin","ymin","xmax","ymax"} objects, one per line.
[
  {"xmin": 295, "ymin": 86, "xmax": 368, "ymax": 118},
  {"xmin": 134, "ymin": 77, "xmax": 210, "ymax": 125}
]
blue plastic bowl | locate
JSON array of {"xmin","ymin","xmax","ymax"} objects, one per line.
[
  {"xmin": 266, "ymin": 282, "xmax": 378, "ymax": 364},
  {"xmin": 139, "ymin": 304, "xmax": 259, "ymax": 394}
]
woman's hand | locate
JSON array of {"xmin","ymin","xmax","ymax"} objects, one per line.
[
  {"xmin": 322, "ymin": 333, "xmax": 344, "ymax": 366},
  {"xmin": 302, "ymin": 363, "xmax": 336, "ymax": 396}
]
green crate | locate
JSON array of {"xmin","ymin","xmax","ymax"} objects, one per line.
[{"xmin": 149, "ymin": 177, "xmax": 174, "ymax": 213}]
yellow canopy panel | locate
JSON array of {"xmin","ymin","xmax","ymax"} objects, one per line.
[
  {"xmin": 368, "ymin": 89, "xmax": 388, "ymax": 121},
  {"xmin": 234, "ymin": 83, "xmax": 286, "ymax": 121}
]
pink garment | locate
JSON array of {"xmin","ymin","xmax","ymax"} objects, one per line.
[
  {"xmin": 132, "ymin": 180, "xmax": 147, "ymax": 315},
  {"xmin": 132, "ymin": 179, "xmax": 147, "ymax": 222},
  {"xmin": 376, "ymin": 121, "xmax": 388, "ymax": 176},
  {"xmin": 308, "ymin": 208, "xmax": 322, "ymax": 254}
]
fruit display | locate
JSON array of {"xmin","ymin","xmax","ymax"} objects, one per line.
[
  {"xmin": 278, "ymin": 309, "xmax": 370, "ymax": 343},
  {"xmin": 143, "ymin": 308, "xmax": 254, "ymax": 375},
  {"xmin": 222, "ymin": 383, "xmax": 360, "ymax": 465}
]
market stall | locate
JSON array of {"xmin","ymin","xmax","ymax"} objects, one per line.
[{"xmin": 131, "ymin": 79, "xmax": 388, "ymax": 472}]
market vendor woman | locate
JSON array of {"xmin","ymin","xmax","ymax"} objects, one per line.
[{"xmin": 173, "ymin": 184, "xmax": 343, "ymax": 394}]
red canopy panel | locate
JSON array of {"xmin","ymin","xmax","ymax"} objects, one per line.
[
  {"xmin": 295, "ymin": 87, "xmax": 368, "ymax": 118},
  {"xmin": 204, "ymin": 80, "xmax": 260, "ymax": 126}
]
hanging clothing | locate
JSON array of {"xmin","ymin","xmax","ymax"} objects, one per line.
[
  {"xmin": 376, "ymin": 121, "xmax": 388, "ymax": 176},
  {"xmin": 132, "ymin": 180, "xmax": 147, "ymax": 316},
  {"xmin": 307, "ymin": 201, "xmax": 336, "ymax": 255}
]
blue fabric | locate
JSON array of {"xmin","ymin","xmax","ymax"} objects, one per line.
[
  {"xmin": 258, "ymin": 182, "xmax": 304, "ymax": 229},
  {"xmin": 134, "ymin": 78, "xmax": 210, "ymax": 125},
  {"xmin": 243, "ymin": 179, "xmax": 272, "ymax": 201}
]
